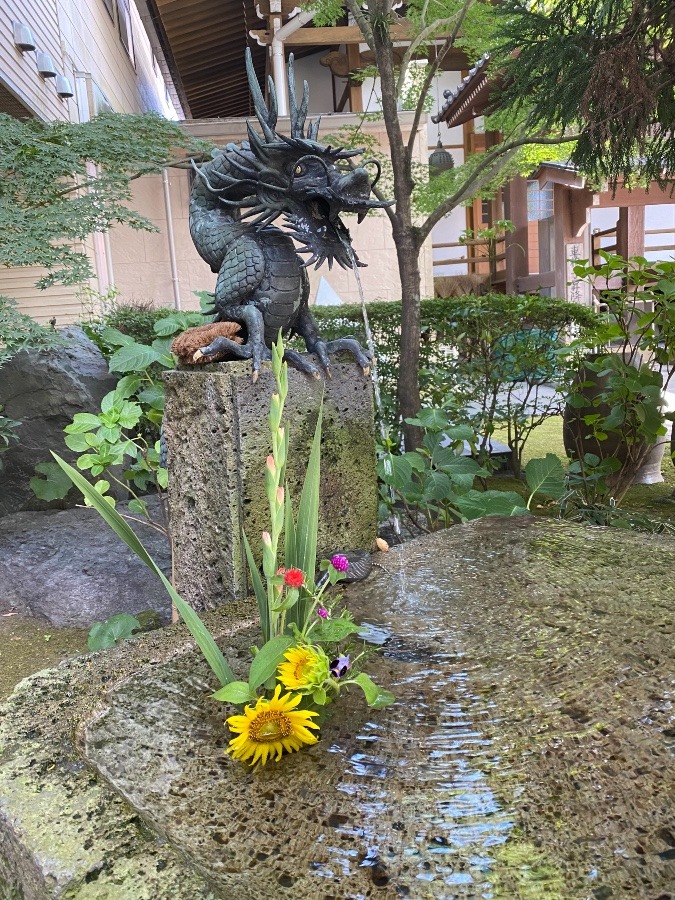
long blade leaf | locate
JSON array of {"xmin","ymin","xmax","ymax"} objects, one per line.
[
  {"xmin": 295, "ymin": 401, "xmax": 322, "ymax": 624},
  {"xmin": 283, "ymin": 483, "xmax": 298, "ymax": 629},
  {"xmin": 52, "ymin": 452, "xmax": 236, "ymax": 687},
  {"xmin": 243, "ymin": 530, "xmax": 269, "ymax": 643}
]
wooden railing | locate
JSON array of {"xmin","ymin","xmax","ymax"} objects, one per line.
[
  {"xmin": 592, "ymin": 226, "xmax": 675, "ymax": 265},
  {"xmin": 433, "ymin": 234, "xmax": 507, "ymax": 284}
]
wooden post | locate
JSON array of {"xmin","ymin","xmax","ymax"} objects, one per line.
[
  {"xmin": 504, "ymin": 176, "xmax": 529, "ymax": 293},
  {"xmin": 616, "ymin": 206, "xmax": 645, "ymax": 259},
  {"xmin": 346, "ymin": 44, "xmax": 363, "ymax": 112}
]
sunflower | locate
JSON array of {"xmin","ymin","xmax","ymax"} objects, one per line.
[
  {"xmin": 225, "ymin": 685, "xmax": 320, "ymax": 766},
  {"xmin": 277, "ymin": 644, "xmax": 329, "ymax": 691}
]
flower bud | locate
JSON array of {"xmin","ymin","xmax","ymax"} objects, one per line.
[
  {"xmin": 375, "ymin": 537, "xmax": 389, "ymax": 553},
  {"xmin": 262, "ymin": 531, "xmax": 272, "ymax": 547}
]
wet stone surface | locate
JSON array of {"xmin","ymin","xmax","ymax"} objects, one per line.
[{"xmin": 83, "ymin": 518, "xmax": 675, "ymax": 899}]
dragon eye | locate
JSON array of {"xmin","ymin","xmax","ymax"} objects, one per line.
[{"xmin": 294, "ymin": 164, "xmax": 303, "ymax": 176}]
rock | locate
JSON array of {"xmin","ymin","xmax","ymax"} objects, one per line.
[
  {"xmin": 0, "ymin": 496, "xmax": 172, "ymax": 626},
  {"xmin": 163, "ymin": 361, "xmax": 379, "ymax": 609},
  {"xmin": 0, "ymin": 327, "xmax": 118, "ymax": 517},
  {"xmin": 2, "ymin": 518, "xmax": 675, "ymax": 896}
]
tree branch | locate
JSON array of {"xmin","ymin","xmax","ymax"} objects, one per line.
[
  {"xmin": 343, "ymin": 0, "xmax": 375, "ymax": 51},
  {"xmin": 417, "ymin": 131, "xmax": 579, "ymax": 243},
  {"xmin": 406, "ymin": 0, "xmax": 475, "ymax": 157},
  {"xmin": 397, "ymin": 5, "xmax": 470, "ymax": 98}
]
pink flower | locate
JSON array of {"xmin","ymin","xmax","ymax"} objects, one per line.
[
  {"xmin": 317, "ymin": 607, "xmax": 329, "ymax": 619},
  {"xmin": 330, "ymin": 554, "xmax": 349, "ymax": 573},
  {"xmin": 283, "ymin": 568, "xmax": 304, "ymax": 589}
]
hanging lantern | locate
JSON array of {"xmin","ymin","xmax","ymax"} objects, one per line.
[{"xmin": 429, "ymin": 137, "xmax": 454, "ymax": 177}]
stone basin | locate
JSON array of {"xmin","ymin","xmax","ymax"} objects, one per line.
[{"xmin": 1, "ymin": 517, "xmax": 675, "ymax": 898}]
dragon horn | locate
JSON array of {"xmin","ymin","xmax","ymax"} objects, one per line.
[
  {"xmin": 307, "ymin": 116, "xmax": 321, "ymax": 141},
  {"xmin": 245, "ymin": 47, "xmax": 276, "ymax": 142},
  {"xmin": 287, "ymin": 53, "xmax": 309, "ymax": 138}
]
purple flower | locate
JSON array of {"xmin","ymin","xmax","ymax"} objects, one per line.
[
  {"xmin": 330, "ymin": 554, "xmax": 349, "ymax": 573},
  {"xmin": 317, "ymin": 607, "xmax": 329, "ymax": 619},
  {"xmin": 330, "ymin": 654, "xmax": 351, "ymax": 678}
]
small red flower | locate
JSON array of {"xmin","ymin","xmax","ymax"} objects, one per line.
[{"xmin": 283, "ymin": 568, "xmax": 304, "ymax": 588}]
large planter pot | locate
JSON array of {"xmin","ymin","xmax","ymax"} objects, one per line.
[{"xmin": 563, "ymin": 352, "xmax": 665, "ymax": 487}]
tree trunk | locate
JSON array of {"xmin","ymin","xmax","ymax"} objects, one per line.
[
  {"xmin": 395, "ymin": 224, "xmax": 423, "ymax": 450},
  {"xmin": 370, "ymin": 4, "xmax": 423, "ymax": 449}
]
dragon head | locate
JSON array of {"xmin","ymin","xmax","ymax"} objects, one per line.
[{"xmin": 195, "ymin": 50, "xmax": 392, "ymax": 270}]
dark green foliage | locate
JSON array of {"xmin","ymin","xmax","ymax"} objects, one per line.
[
  {"xmin": 312, "ymin": 294, "xmax": 598, "ymax": 445},
  {"xmin": 495, "ymin": 0, "xmax": 675, "ymax": 186},
  {"xmin": 84, "ymin": 303, "xmax": 176, "ymax": 351},
  {"xmin": 0, "ymin": 113, "xmax": 206, "ymax": 289},
  {"xmin": 0, "ymin": 295, "xmax": 62, "ymax": 368}
]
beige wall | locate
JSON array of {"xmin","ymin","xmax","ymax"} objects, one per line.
[{"xmin": 107, "ymin": 110, "xmax": 434, "ymax": 315}]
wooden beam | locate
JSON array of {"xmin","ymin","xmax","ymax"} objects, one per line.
[
  {"xmin": 250, "ymin": 22, "xmax": 462, "ymax": 54},
  {"xmin": 596, "ymin": 183, "xmax": 675, "ymax": 207},
  {"xmin": 517, "ymin": 271, "xmax": 556, "ymax": 292},
  {"xmin": 616, "ymin": 206, "xmax": 645, "ymax": 258},
  {"xmin": 346, "ymin": 43, "xmax": 362, "ymax": 113},
  {"xmin": 503, "ymin": 176, "xmax": 529, "ymax": 293}
]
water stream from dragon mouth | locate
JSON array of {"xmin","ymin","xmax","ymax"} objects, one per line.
[{"xmin": 346, "ymin": 242, "xmax": 402, "ymax": 537}]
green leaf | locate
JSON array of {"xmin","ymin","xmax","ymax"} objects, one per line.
[
  {"xmin": 310, "ymin": 617, "xmax": 361, "ymax": 642},
  {"xmin": 351, "ymin": 673, "xmax": 396, "ymax": 708},
  {"xmin": 524, "ymin": 454, "xmax": 566, "ymax": 501},
  {"xmin": 52, "ymin": 453, "xmax": 235, "ymax": 687},
  {"xmin": 29, "ymin": 461, "xmax": 74, "ymax": 501},
  {"xmin": 63, "ymin": 431, "xmax": 92, "ymax": 452},
  {"xmin": 117, "ymin": 400, "xmax": 143, "ymax": 429},
  {"xmin": 422, "ymin": 470, "xmax": 452, "ymax": 500},
  {"xmin": 87, "ymin": 613, "xmax": 141, "ymax": 651},
  {"xmin": 108, "ymin": 343, "xmax": 162, "ymax": 373},
  {"xmin": 137, "ymin": 384, "xmax": 165, "ymax": 411},
  {"xmin": 405, "ymin": 408, "xmax": 449, "ymax": 430},
  {"xmin": 153, "ymin": 315, "xmax": 186, "ymax": 336},
  {"xmin": 128, "ymin": 498, "xmax": 149, "ymax": 516},
  {"xmin": 100, "ymin": 327, "xmax": 134, "ymax": 347},
  {"xmin": 295, "ymin": 402, "xmax": 323, "ymax": 621},
  {"xmin": 455, "ymin": 490, "xmax": 529, "ymax": 520},
  {"xmin": 66, "ymin": 412, "xmax": 103, "ymax": 433},
  {"xmin": 248, "ymin": 635, "xmax": 294, "ymax": 691},
  {"xmin": 212, "ymin": 681, "xmax": 256, "ymax": 705},
  {"xmin": 312, "ymin": 687, "xmax": 328, "ymax": 705},
  {"xmin": 156, "ymin": 467, "xmax": 168, "ymax": 489},
  {"xmin": 114, "ymin": 374, "xmax": 142, "ymax": 398}
]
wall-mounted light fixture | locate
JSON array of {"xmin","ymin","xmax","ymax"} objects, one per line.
[
  {"xmin": 55, "ymin": 75, "xmax": 74, "ymax": 98},
  {"xmin": 36, "ymin": 51, "xmax": 57, "ymax": 78},
  {"xmin": 12, "ymin": 21, "xmax": 36, "ymax": 52}
]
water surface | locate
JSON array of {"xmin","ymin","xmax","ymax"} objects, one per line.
[{"xmin": 85, "ymin": 518, "xmax": 675, "ymax": 898}]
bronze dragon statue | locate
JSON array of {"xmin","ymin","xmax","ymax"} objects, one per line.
[{"xmin": 189, "ymin": 49, "xmax": 391, "ymax": 379}]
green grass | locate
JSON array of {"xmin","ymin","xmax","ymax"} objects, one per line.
[{"xmin": 491, "ymin": 417, "xmax": 675, "ymax": 521}]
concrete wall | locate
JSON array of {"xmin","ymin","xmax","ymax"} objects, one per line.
[{"xmin": 105, "ymin": 110, "xmax": 434, "ymax": 314}]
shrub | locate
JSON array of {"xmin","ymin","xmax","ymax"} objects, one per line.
[{"xmin": 313, "ymin": 294, "xmax": 599, "ymax": 463}]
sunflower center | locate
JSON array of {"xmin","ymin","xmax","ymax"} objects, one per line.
[{"xmin": 248, "ymin": 710, "xmax": 293, "ymax": 743}]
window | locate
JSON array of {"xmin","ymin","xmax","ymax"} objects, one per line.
[
  {"xmin": 527, "ymin": 181, "xmax": 554, "ymax": 221},
  {"xmin": 116, "ymin": 0, "xmax": 134, "ymax": 64}
]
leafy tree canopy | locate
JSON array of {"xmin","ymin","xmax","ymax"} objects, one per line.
[
  {"xmin": 0, "ymin": 113, "xmax": 206, "ymax": 288},
  {"xmin": 494, "ymin": 0, "xmax": 675, "ymax": 186}
]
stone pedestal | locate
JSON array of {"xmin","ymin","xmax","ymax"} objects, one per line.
[{"xmin": 163, "ymin": 361, "xmax": 378, "ymax": 609}]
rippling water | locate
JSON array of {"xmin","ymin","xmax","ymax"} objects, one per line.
[{"xmin": 85, "ymin": 518, "xmax": 675, "ymax": 898}]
